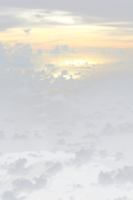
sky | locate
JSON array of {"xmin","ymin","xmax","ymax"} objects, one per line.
[{"xmin": 0, "ymin": 0, "xmax": 133, "ymax": 200}]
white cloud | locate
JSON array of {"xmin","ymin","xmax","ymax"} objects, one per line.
[
  {"xmin": 99, "ymin": 149, "xmax": 108, "ymax": 159},
  {"xmin": 114, "ymin": 152, "xmax": 124, "ymax": 162},
  {"xmin": 53, "ymin": 122, "xmax": 63, "ymax": 128},
  {"xmin": 38, "ymin": 109, "xmax": 48, "ymax": 117},
  {"xmin": 85, "ymin": 122, "xmax": 97, "ymax": 128},
  {"xmin": 116, "ymin": 122, "xmax": 133, "ymax": 135},
  {"xmin": 82, "ymin": 132, "xmax": 99, "ymax": 142},
  {"xmin": 101, "ymin": 122, "xmax": 115, "ymax": 137},
  {"xmin": 56, "ymin": 138, "xmax": 66, "ymax": 147},
  {"xmin": 45, "ymin": 162, "xmax": 63, "ymax": 176},
  {"xmin": 12, "ymin": 133, "xmax": 29, "ymax": 141},
  {"xmin": 34, "ymin": 132, "xmax": 43, "ymax": 139},
  {"xmin": 98, "ymin": 171, "xmax": 114, "ymax": 187},
  {"xmin": 56, "ymin": 130, "xmax": 72, "ymax": 138},
  {"xmin": 0, "ymin": 130, "xmax": 6, "ymax": 140},
  {"xmin": 7, "ymin": 158, "xmax": 32, "ymax": 176},
  {"xmin": 70, "ymin": 148, "xmax": 94, "ymax": 167}
]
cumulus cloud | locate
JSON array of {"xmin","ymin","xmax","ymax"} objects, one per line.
[
  {"xmin": 45, "ymin": 162, "xmax": 63, "ymax": 176},
  {"xmin": 56, "ymin": 130, "xmax": 72, "ymax": 138},
  {"xmin": 101, "ymin": 122, "xmax": 115, "ymax": 137},
  {"xmin": 38, "ymin": 109, "xmax": 48, "ymax": 117},
  {"xmin": 31, "ymin": 101, "xmax": 49, "ymax": 107},
  {"xmin": 74, "ymin": 148, "xmax": 94, "ymax": 165},
  {"xmin": 45, "ymin": 45, "xmax": 75, "ymax": 54},
  {"xmin": 82, "ymin": 132, "xmax": 99, "ymax": 141},
  {"xmin": 114, "ymin": 152, "xmax": 124, "ymax": 162},
  {"xmin": 87, "ymin": 111, "xmax": 106, "ymax": 120},
  {"xmin": 98, "ymin": 171, "xmax": 114, "ymax": 187},
  {"xmin": 73, "ymin": 183, "xmax": 84, "ymax": 190},
  {"xmin": 5, "ymin": 158, "xmax": 30, "ymax": 175},
  {"xmin": 99, "ymin": 149, "xmax": 108, "ymax": 159},
  {"xmin": 0, "ymin": 130, "xmax": 6, "ymax": 139},
  {"xmin": 116, "ymin": 122, "xmax": 133, "ymax": 135},
  {"xmin": 12, "ymin": 174, "xmax": 47, "ymax": 193},
  {"xmin": 117, "ymin": 115, "xmax": 125, "ymax": 120},
  {"xmin": 12, "ymin": 133, "xmax": 29, "ymax": 141},
  {"xmin": 98, "ymin": 165, "xmax": 133, "ymax": 186},
  {"xmin": 56, "ymin": 138, "xmax": 67, "ymax": 147},
  {"xmin": 34, "ymin": 132, "xmax": 43, "ymax": 139},
  {"xmin": 27, "ymin": 153, "xmax": 43, "ymax": 158},
  {"xmin": 53, "ymin": 122, "xmax": 63, "ymax": 128},
  {"xmin": 85, "ymin": 122, "xmax": 97, "ymax": 128}
]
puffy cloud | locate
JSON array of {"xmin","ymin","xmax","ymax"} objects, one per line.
[
  {"xmin": 82, "ymin": 132, "xmax": 99, "ymax": 141},
  {"xmin": 116, "ymin": 122, "xmax": 133, "ymax": 135},
  {"xmin": 101, "ymin": 122, "xmax": 115, "ymax": 137},
  {"xmin": 53, "ymin": 122, "xmax": 63, "ymax": 128},
  {"xmin": 107, "ymin": 107, "xmax": 117, "ymax": 111},
  {"xmin": 12, "ymin": 133, "xmax": 29, "ymax": 141},
  {"xmin": 71, "ymin": 108, "xmax": 86, "ymax": 122},
  {"xmin": 38, "ymin": 109, "xmax": 48, "ymax": 117},
  {"xmin": 117, "ymin": 115, "xmax": 125, "ymax": 120},
  {"xmin": 0, "ymin": 130, "xmax": 6, "ymax": 140},
  {"xmin": 67, "ymin": 142, "xmax": 81, "ymax": 148},
  {"xmin": 12, "ymin": 174, "xmax": 47, "ymax": 193},
  {"xmin": 85, "ymin": 122, "xmax": 97, "ymax": 128},
  {"xmin": 34, "ymin": 132, "xmax": 43, "ymax": 139},
  {"xmin": 23, "ymin": 130, "xmax": 31, "ymax": 135},
  {"xmin": 70, "ymin": 148, "xmax": 94, "ymax": 167},
  {"xmin": 56, "ymin": 130, "xmax": 72, "ymax": 138},
  {"xmin": 99, "ymin": 149, "xmax": 108, "ymax": 159},
  {"xmin": 2, "ymin": 191, "xmax": 20, "ymax": 200},
  {"xmin": 73, "ymin": 184, "xmax": 84, "ymax": 190},
  {"xmin": 87, "ymin": 111, "xmax": 106, "ymax": 120},
  {"xmin": 98, "ymin": 165, "xmax": 133, "ymax": 186},
  {"xmin": 6, "ymin": 158, "xmax": 30, "ymax": 175},
  {"xmin": 45, "ymin": 162, "xmax": 63, "ymax": 176},
  {"xmin": 114, "ymin": 197, "xmax": 128, "ymax": 200},
  {"xmin": 45, "ymin": 45, "xmax": 60, "ymax": 54},
  {"xmin": 98, "ymin": 171, "xmax": 114, "ymax": 186},
  {"xmin": 114, "ymin": 152, "xmax": 124, "ymax": 162},
  {"xmin": 56, "ymin": 138, "xmax": 66, "ymax": 147},
  {"xmin": 31, "ymin": 101, "xmax": 49, "ymax": 107},
  {"xmin": 27, "ymin": 153, "xmax": 43, "ymax": 158}
]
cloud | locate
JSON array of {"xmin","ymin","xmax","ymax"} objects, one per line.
[
  {"xmin": 52, "ymin": 122, "xmax": 63, "ymax": 128},
  {"xmin": 12, "ymin": 174, "xmax": 47, "ymax": 193},
  {"xmin": 45, "ymin": 45, "xmax": 75, "ymax": 54},
  {"xmin": 2, "ymin": 191, "xmax": 21, "ymax": 200},
  {"xmin": 85, "ymin": 122, "xmax": 97, "ymax": 128},
  {"xmin": 98, "ymin": 171, "xmax": 114, "ymax": 186},
  {"xmin": 98, "ymin": 165, "xmax": 133, "ymax": 186},
  {"xmin": 99, "ymin": 149, "xmax": 108, "ymax": 159},
  {"xmin": 101, "ymin": 122, "xmax": 115, "ymax": 137},
  {"xmin": 6, "ymin": 158, "xmax": 30, "ymax": 175},
  {"xmin": 82, "ymin": 132, "xmax": 99, "ymax": 141},
  {"xmin": 114, "ymin": 152, "xmax": 124, "ymax": 162},
  {"xmin": 45, "ymin": 162, "xmax": 63, "ymax": 176},
  {"xmin": 56, "ymin": 130, "xmax": 72, "ymax": 138},
  {"xmin": 0, "ymin": 130, "xmax": 6, "ymax": 139},
  {"xmin": 73, "ymin": 183, "xmax": 84, "ymax": 190},
  {"xmin": 87, "ymin": 111, "xmax": 106, "ymax": 121},
  {"xmin": 27, "ymin": 153, "xmax": 43, "ymax": 158},
  {"xmin": 117, "ymin": 123, "xmax": 133, "ymax": 134},
  {"xmin": 117, "ymin": 115, "xmax": 125, "ymax": 120},
  {"xmin": 31, "ymin": 101, "xmax": 49, "ymax": 107},
  {"xmin": 38, "ymin": 109, "xmax": 48, "ymax": 117},
  {"xmin": 56, "ymin": 138, "xmax": 66, "ymax": 147},
  {"xmin": 12, "ymin": 134, "xmax": 29, "ymax": 140},
  {"xmin": 74, "ymin": 148, "xmax": 94, "ymax": 165},
  {"xmin": 34, "ymin": 132, "xmax": 43, "ymax": 139},
  {"xmin": 45, "ymin": 45, "xmax": 60, "ymax": 54}
]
